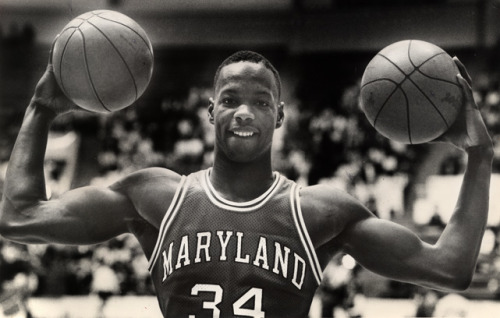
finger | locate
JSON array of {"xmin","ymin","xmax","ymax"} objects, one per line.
[
  {"xmin": 48, "ymin": 33, "xmax": 60, "ymax": 66},
  {"xmin": 453, "ymin": 56, "xmax": 472, "ymax": 85},
  {"xmin": 428, "ymin": 138, "xmax": 448, "ymax": 144},
  {"xmin": 457, "ymin": 73, "xmax": 472, "ymax": 92},
  {"xmin": 456, "ymin": 73, "xmax": 478, "ymax": 110}
]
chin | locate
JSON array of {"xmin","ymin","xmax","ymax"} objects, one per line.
[
  {"xmin": 227, "ymin": 152, "xmax": 258, "ymax": 163},
  {"xmin": 224, "ymin": 147, "xmax": 266, "ymax": 163},
  {"xmin": 216, "ymin": 141, "xmax": 270, "ymax": 163}
]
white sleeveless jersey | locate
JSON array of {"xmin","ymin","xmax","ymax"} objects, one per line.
[{"xmin": 148, "ymin": 169, "xmax": 322, "ymax": 317}]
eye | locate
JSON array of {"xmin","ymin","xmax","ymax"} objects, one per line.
[
  {"xmin": 256, "ymin": 100, "xmax": 270, "ymax": 107},
  {"xmin": 221, "ymin": 98, "xmax": 236, "ymax": 106}
]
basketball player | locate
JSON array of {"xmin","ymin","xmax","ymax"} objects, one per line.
[{"xmin": 0, "ymin": 50, "xmax": 493, "ymax": 317}]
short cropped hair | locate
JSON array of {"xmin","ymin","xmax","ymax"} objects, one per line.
[{"xmin": 213, "ymin": 51, "xmax": 282, "ymax": 99}]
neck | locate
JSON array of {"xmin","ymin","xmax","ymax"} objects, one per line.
[{"xmin": 210, "ymin": 152, "xmax": 275, "ymax": 202}]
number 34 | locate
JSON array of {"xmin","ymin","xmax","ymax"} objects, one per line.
[{"xmin": 189, "ymin": 284, "xmax": 265, "ymax": 318}]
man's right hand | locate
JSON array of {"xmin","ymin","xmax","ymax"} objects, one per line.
[
  {"xmin": 30, "ymin": 39, "xmax": 81, "ymax": 116},
  {"xmin": 30, "ymin": 62, "xmax": 81, "ymax": 116}
]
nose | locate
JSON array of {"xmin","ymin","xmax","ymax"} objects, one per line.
[{"xmin": 234, "ymin": 104, "xmax": 255, "ymax": 123}]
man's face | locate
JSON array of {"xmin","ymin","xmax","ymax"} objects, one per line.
[{"xmin": 210, "ymin": 61, "xmax": 283, "ymax": 163}]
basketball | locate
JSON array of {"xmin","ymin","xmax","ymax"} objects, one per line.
[
  {"xmin": 52, "ymin": 10, "xmax": 154, "ymax": 113},
  {"xmin": 360, "ymin": 40, "xmax": 462, "ymax": 144}
]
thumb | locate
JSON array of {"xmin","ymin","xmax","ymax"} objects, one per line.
[
  {"xmin": 48, "ymin": 33, "xmax": 60, "ymax": 67},
  {"xmin": 456, "ymin": 73, "xmax": 478, "ymax": 111},
  {"xmin": 453, "ymin": 56, "xmax": 472, "ymax": 86}
]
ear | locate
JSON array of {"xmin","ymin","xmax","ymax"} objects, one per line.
[
  {"xmin": 208, "ymin": 98, "xmax": 215, "ymax": 124},
  {"xmin": 276, "ymin": 101, "xmax": 285, "ymax": 128}
]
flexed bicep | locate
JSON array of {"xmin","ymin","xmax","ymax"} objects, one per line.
[
  {"xmin": 0, "ymin": 185, "xmax": 138, "ymax": 245},
  {"xmin": 302, "ymin": 185, "xmax": 435, "ymax": 284},
  {"xmin": 340, "ymin": 217, "xmax": 462, "ymax": 291}
]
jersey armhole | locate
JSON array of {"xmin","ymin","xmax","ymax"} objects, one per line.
[
  {"xmin": 290, "ymin": 183, "xmax": 323, "ymax": 285},
  {"xmin": 148, "ymin": 175, "xmax": 188, "ymax": 271}
]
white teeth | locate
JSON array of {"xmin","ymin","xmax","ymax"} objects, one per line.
[{"xmin": 234, "ymin": 131, "xmax": 254, "ymax": 137}]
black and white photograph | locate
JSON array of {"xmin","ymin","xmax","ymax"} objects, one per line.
[{"xmin": 1, "ymin": 1, "xmax": 499, "ymax": 317}]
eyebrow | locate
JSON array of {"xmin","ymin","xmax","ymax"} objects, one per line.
[{"xmin": 218, "ymin": 86, "xmax": 274, "ymax": 97}]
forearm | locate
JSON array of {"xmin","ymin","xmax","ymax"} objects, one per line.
[
  {"xmin": 3, "ymin": 102, "xmax": 57, "ymax": 207},
  {"xmin": 436, "ymin": 146, "xmax": 493, "ymax": 277}
]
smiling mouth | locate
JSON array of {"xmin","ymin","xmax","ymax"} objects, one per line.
[{"xmin": 233, "ymin": 131, "xmax": 255, "ymax": 137}]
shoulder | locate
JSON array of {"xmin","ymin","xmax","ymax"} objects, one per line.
[
  {"xmin": 109, "ymin": 167, "xmax": 184, "ymax": 228},
  {"xmin": 110, "ymin": 167, "xmax": 182, "ymax": 189},
  {"xmin": 298, "ymin": 183, "xmax": 374, "ymax": 248},
  {"xmin": 300, "ymin": 183, "xmax": 363, "ymax": 212}
]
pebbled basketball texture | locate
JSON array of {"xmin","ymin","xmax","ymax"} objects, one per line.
[
  {"xmin": 52, "ymin": 10, "xmax": 154, "ymax": 113},
  {"xmin": 360, "ymin": 40, "xmax": 462, "ymax": 144}
]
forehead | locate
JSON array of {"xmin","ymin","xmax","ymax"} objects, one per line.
[{"xmin": 216, "ymin": 61, "xmax": 278, "ymax": 97}]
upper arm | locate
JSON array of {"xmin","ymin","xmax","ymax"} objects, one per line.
[
  {"xmin": 300, "ymin": 184, "xmax": 377, "ymax": 249},
  {"xmin": 1, "ymin": 167, "xmax": 181, "ymax": 246},
  {"xmin": 339, "ymin": 217, "xmax": 437, "ymax": 283},
  {"xmin": 301, "ymin": 184, "xmax": 453, "ymax": 289},
  {"xmin": 1, "ymin": 184, "xmax": 136, "ymax": 244}
]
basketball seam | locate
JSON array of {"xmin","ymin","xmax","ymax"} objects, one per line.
[
  {"xmin": 374, "ymin": 85, "xmax": 412, "ymax": 144},
  {"xmin": 86, "ymin": 19, "xmax": 139, "ymax": 103},
  {"xmin": 417, "ymin": 71, "xmax": 459, "ymax": 86},
  {"xmin": 57, "ymin": 19, "xmax": 89, "ymax": 98},
  {"xmin": 79, "ymin": 29, "xmax": 112, "ymax": 112},
  {"xmin": 408, "ymin": 40, "xmax": 448, "ymax": 71},
  {"xmin": 406, "ymin": 43, "xmax": 451, "ymax": 129},
  {"xmin": 412, "ymin": 52, "xmax": 445, "ymax": 69},
  {"xmin": 402, "ymin": 87, "xmax": 412, "ymax": 144},
  {"xmin": 361, "ymin": 78, "xmax": 400, "ymax": 125},
  {"xmin": 374, "ymin": 45, "xmax": 450, "ymax": 142},
  {"xmin": 57, "ymin": 27, "xmax": 79, "ymax": 99},
  {"xmin": 405, "ymin": 80, "xmax": 450, "ymax": 129},
  {"xmin": 414, "ymin": 52, "xmax": 460, "ymax": 86},
  {"xmin": 91, "ymin": 10, "xmax": 153, "ymax": 58},
  {"xmin": 364, "ymin": 53, "xmax": 420, "ymax": 144},
  {"xmin": 94, "ymin": 15, "xmax": 153, "ymax": 57},
  {"xmin": 364, "ymin": 54, "xmax": 406, "ymax": 132},
  {"xmin": 408, "ymin": 43, "xmax": 458, "ymax": 86}
]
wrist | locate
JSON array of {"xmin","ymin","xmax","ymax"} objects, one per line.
[
  {"xmin": 28, "ymin": 99, "xmax": 58, "ymax": 121},
  {"xmin": 466, "ymin": 145, "xmax": 494, "ymax": 162}
]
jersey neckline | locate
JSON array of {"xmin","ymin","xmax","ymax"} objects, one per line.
[{"xmin": 201, "ymin": 168, "xmax": 283, "ymax": 212}]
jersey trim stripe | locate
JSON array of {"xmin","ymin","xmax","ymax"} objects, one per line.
[
  {"xmin": 148, "ymin": 175, "xmax": 188, "ymax": 271},
  {"xmin": 290, "ymin": 183, "xmax": 323, "ymax": 285},
  {"xmin": 202, "ymin": 169, "xmax": 283, "ymax": 212}
]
